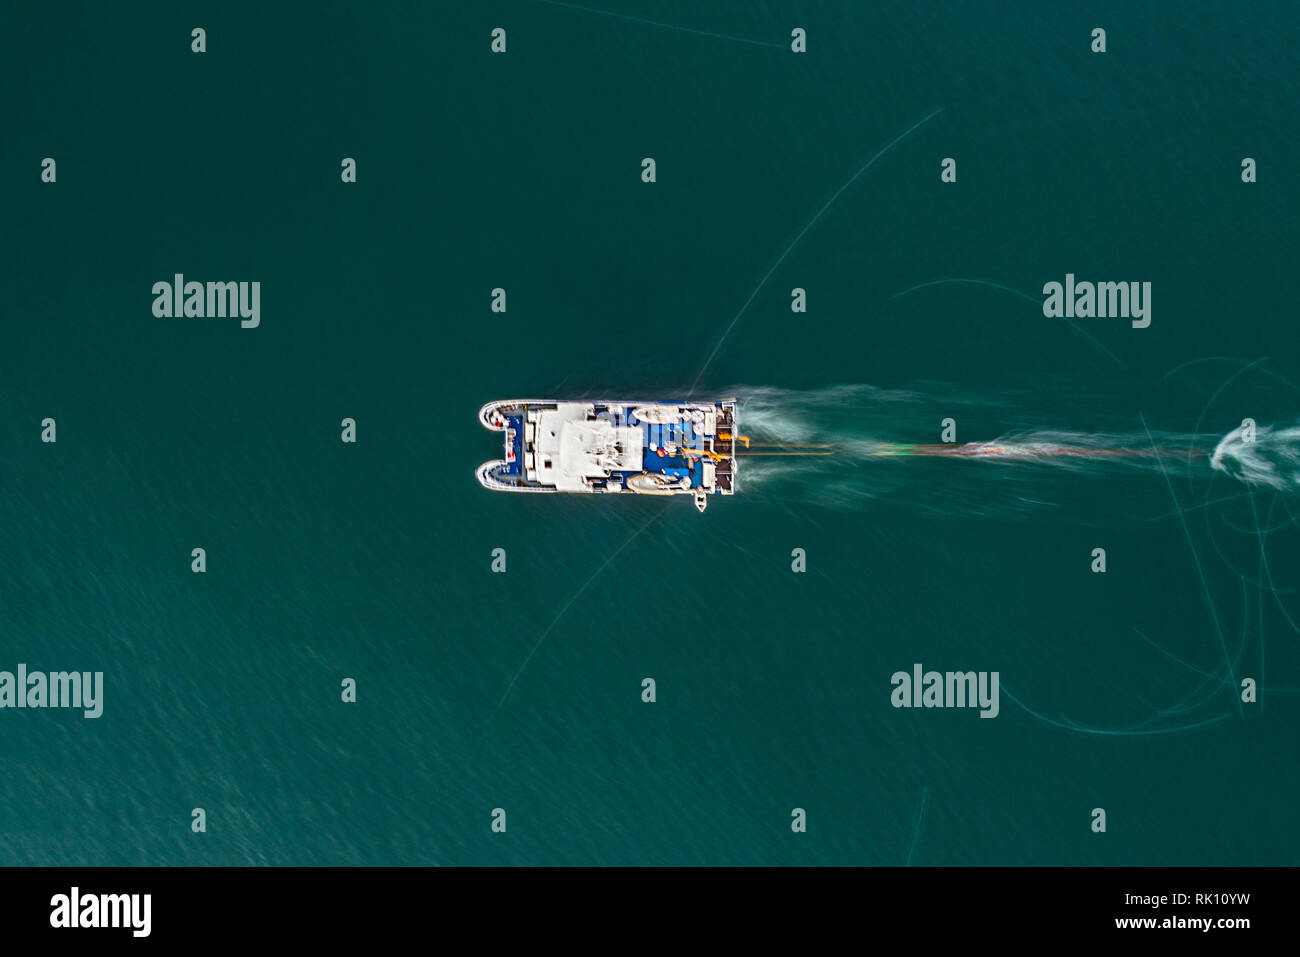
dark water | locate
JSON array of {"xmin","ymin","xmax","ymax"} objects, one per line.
[{"xmin": 3, "ymin": 2, "xmax": 1298, "ymax": 864}]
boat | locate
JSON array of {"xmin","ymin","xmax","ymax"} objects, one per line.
[{"xmin": 476, "ymin": 399, "xmax": 740, "ymax": 512}]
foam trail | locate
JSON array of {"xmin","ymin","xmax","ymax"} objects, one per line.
[
  {"xmin": 731, "ymin": 385, "xmax": 1300, "ymax": 514},
  {"xmin": 1210, "ymin": 422, "xmax": 1300, "ymax": 490}
]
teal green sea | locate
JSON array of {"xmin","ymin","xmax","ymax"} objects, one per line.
[{"xmin": 3, "ymin": 1, "xmax": 1298, "ymax": 865}]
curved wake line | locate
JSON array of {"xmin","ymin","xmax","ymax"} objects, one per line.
[
  {"xmin": 534, "ymin": 0, "xmax": 784, "ymax": 48},
  {"xmin": 1135, "ymin": 627, "xmax": 1300, "ymax": 694},
  {"xmin": 498, "ymin": 503, "xmax": 669, "ymax": 705},
  {"xmin": 904, "ymin": 787, "xmax": 928, "ymax": 867},
  {"xmin": 1140, "ymin": 412, "xmax": 1242, "ymax": 717},
  {"xmin": 890, "ymin": 277, "xmax": 1128, "ymax": 370},
  {"xmin": 1002, "ymin": 685, "xmax": 1235, "ymax": 737},
  {"xmin": 690, "ymin": 107, "xmax": 946, "ymax": 393}
]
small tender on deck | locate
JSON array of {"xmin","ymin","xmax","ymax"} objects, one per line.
[{"xmin": 476, "ymin": 399, "xmax": 738, "ymax": 512}]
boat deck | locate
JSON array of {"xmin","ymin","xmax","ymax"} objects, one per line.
[{"xmin": 477, "ymin": 399, "xmax": 738, "ymax": 507}]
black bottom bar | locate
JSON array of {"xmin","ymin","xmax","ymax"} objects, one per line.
[{"xmin": 0, "ymin": 866, "xmax": 1284, "ymax": 944}]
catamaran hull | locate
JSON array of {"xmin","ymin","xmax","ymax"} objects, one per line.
[{"xmin": 476, "ymin": 398, "xmax": 739, "ymax": 511}]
